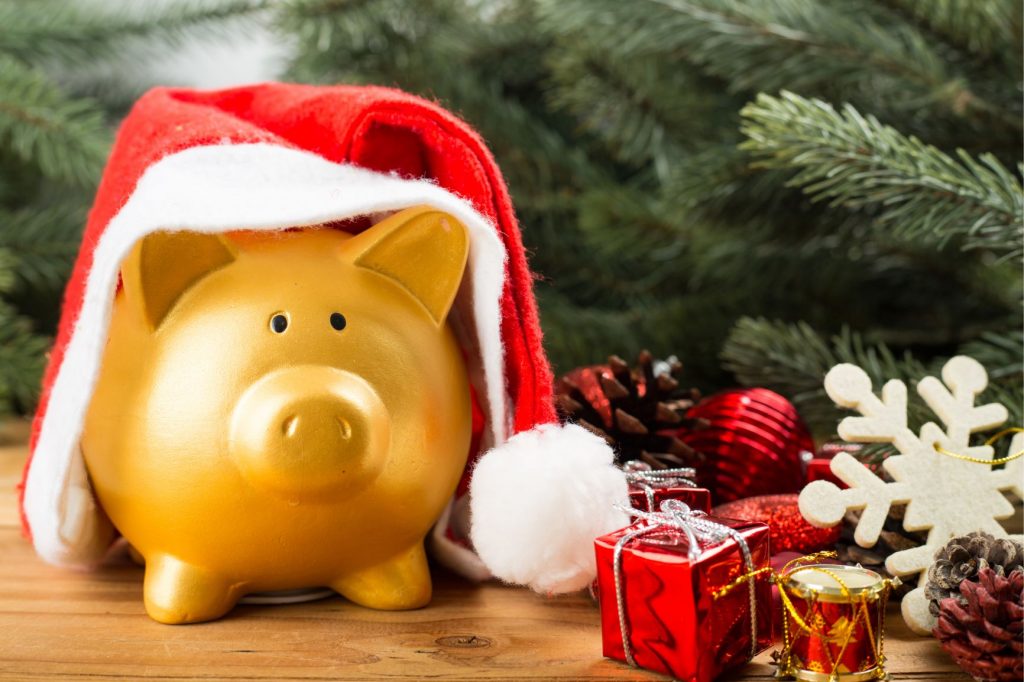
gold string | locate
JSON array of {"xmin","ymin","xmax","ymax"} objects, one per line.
[
  {"xmin": 934, "ymin": 427, "xmax": 1023, "ymax": 465},
  {"xmin": 711, "ymin": 566, "xmax": 772, "ymax": 600},
  {"xmin": 712, "ymin": 550, "xmax": 840, "ymax": 601},
  {"xmin": 783, "ymin": 550, "xmax": 839, "ymax": 574},
  {"xmin": 857, "ymin": 591, "xmax": 879, "ymax": 665},
  {"xmin": 874, "ymin": 579, "xmax": 894, "ymax": 679},
  {"xmin": 777, "ymin": 565, "xmax": 855, "ymax": 642}
]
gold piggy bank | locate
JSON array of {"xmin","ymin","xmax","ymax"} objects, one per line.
[{"xmin": 81, "ymin": 207, "xmax": 472, "ymax": 624}]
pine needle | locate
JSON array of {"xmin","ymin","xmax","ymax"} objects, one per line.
[{"xmin": 740, "ymin": 91, "xmax": 1024, "ymax": 258}]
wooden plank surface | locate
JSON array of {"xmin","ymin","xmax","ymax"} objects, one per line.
[{"xmin": 0, "ymin": 419, "xmax": 968, "ymax": 681}]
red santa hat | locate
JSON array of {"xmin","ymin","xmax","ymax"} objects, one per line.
[{"xmin": 18, "ymin": 83, "xmax": 628, "ymax": 594}]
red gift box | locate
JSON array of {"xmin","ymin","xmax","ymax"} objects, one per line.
[
  {"xmin": 595, "ymin": 505, "xmax": 772, "ymax": 682},
  {"xmin": 623, "ymin": 463, "xmax": 712, "ymax": 514},
  {"xmin": 805, "ymin": 443, "xmax": 861, "ymax": 488},
  {"xmin": 805, "ymin": 458, "xmax": 844, "ymax": 487},
  {"xmin": 628, "ymin": 486, "xmax": 711, "ymax": 514}
]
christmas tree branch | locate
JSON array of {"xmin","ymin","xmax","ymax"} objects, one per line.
[
  {"xmin": 958, "ymin": 331, "xmax": 1024, "ymax": 384},
  {"xmin": 539, "ymin": 0, "xmax": 1018, "ymax": 132},
  {"xmin": 0, "ymin": 202, "xmax": 84, "ymax": 294},
  {"xmin": 539, "ymin": 288, "xmax": 741, "ymax": 383},
  {"xmin": 0, "ymin": 0, "xmax": 270, "ymax": 65},
  {"xmin": 720, "ymin": 317, "xmax": 928, "ymax": 434},
  {"xmin": 740, "ymin": 91, "xmax": 1024, "ymax": 259},
  {"xmin": 0, "ymin": 55, "xmax": 108, "ymax": 187},
  {"xmin": 721, "ymin": 316, "xmax": 1023, "ymax": 435},
  {"xmin": 884, "ymin": 0, "xmax": 1022, "ymax": 60},
  {"xmin": 661, "ymin": 143, "xmax": 806, "ymax": 223},
  {"xmin": 0, "ymin": 255, "xmax": 48, "ymax": 414},
  {"xmin": 545, "ymin": 41, "xmax": 730, "ymax": 173}
]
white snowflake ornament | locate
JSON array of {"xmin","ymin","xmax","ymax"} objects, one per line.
[{"xmin": 798, "ymin": 355, "xmax": 1023, "ymax": 635}]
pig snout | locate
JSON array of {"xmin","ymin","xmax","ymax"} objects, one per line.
[{"xmin": 228, "ymin": 366, "xmax": 391, "ymax": 500}]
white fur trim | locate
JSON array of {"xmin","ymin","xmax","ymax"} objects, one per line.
[
  {"xmin": 22, "ymin": 143, "xmax": 508, "ymax": 569},
  {"xmin": 469, "ymin": 423, "xmax": 630, "ymax": 594}
]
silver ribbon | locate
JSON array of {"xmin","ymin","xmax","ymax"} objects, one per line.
[
  {"xmin": 622, "ymin": 461, "xmax": 697, "ymax": 512},
  {"xmin": 612, "ymin": 499, "xmax": 760, "ymax": 669}
]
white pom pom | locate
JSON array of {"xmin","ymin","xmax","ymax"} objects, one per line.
[{"xmin": 469, "ymin": 423, "xmax": 630, "ymax": 594}]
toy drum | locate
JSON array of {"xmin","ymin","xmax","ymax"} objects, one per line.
[{"xmin": 776, "ymin": 564, "xmax": 897, "ymax": 681}]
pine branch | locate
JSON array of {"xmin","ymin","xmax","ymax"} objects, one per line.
[
  {"xmin": 980, "ymin": 381, "xmax": 1024, "ymax": 434},
  {"xmin": 280, "ymin": 0, "xmax": 468, "ymax": 79},
  {"xmin": 538, "ymin": 0, "xmax": 1018, "ymax": 133},
  {"xmin": 277, "ymin": 0, "xmax": 1022, "ymax": 384},
  {"xmin": 720, "ymin": 317, "xmax": 930, "ymax": 433},
  {"xmin": 0, "ymin": 55, "xmax": 108, "ymax": 187},
  {"xmin": 544, "ymin": 40, "xmax": 733, "ymax": 174},
  {"xmin": 539, "ymin": 287, "xmax": 741, "ymax": 385},
  {"xmin": 0, "ymin": 0, "xmax": 270, "ymax": 65},
  {"xmin": 0, "ymin": 300, "xmax": 49, "ymax": 414},
  {"xmin": 957, "ymin": 330, "xmax": 1024, "ymax": 383},
  {"xmin": 885, "ymin": 0, "xmax": 1022, "ymax": 60},
  {"xmin": 0, "ymin": 248, "xmax": 48, "ymax": 414},
  {"xmin": 660, "ymin": 142, "xmax": 812, "ymax": 223},
  {"xmin": 0, "ymin": 248, "xmax": 15, "ymax": 293},
  {"xmin": 0, "ymin": 202, "xmax": 84, "ymax": 294},
  {"xmin": 740, "ymin": 91, "xmax": 1024, "ymax": 259},
  {"xmin": 56, "ymin": 56, "xmax": 170, "ymax": 120},
  {"xmin": 283, "ymin": 0, "xmax": 610, "ymax": 195},
  {"xmin": 572, "ymin": 183, "xmax": 693, "ymax": 289},
  {"xmin": 722, "ymin": 316, "xmax": 1023, "ymax": 438}
]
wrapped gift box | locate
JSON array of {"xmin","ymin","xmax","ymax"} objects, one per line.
[
  {"xmin": 628, "ymin": 485, "xmax": 711, "ymax": 514},
  {"xmin": 624, "ymin": 463, "xmax": 712, "ymax": 514},
  {"xmin": 595, "ymin": 508, "xmax": 772, "ymax": 681}
]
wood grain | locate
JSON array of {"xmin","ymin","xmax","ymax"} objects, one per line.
[{"xmin": 0, "ymin": 428, "xmax": 968, "ymax": 681}]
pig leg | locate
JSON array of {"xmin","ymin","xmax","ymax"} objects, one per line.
[
  {"xmin": 330, "ymin": 543, "xmax": 432, "ymax": 610},
  {"xmin": 143, "ymin": 554, "xmax": 242, "ymax": 624}
]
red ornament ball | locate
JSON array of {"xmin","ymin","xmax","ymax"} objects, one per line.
[
  {"xmin": 713, "ymin": 494, "xmax": 840, "ymax": 554},
  {"xmin": 679, "ymin": 388, "xmax": 813, "ymax": 503}
]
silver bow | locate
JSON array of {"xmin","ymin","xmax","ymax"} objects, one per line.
[
  {"xmin": 622, "ymin": 461, "xmax": 697, "ymax": 512},
  {"xmin": 612, "ymin": 499, "xmax": 760, "ymax": 668}
]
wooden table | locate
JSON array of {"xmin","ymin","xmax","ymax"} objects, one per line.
[{"xmin": 0, "ymin": 419, "xmax": 968, "ymax": 680}]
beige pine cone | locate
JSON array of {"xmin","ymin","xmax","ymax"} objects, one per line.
[{"xmin": 925, "ymin": 532, "xmax": 1024, "ymax": 617}]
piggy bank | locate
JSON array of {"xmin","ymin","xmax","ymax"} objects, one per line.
[{"xmin": 80, "ymin": 207, "xmax": 472, "ymax": 624}]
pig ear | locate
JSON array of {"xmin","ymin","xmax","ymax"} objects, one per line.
[
  {"xmin": 348, "ymin": 207, "xmax": 470, "ymax": 326},
  {"xmin": 121, "ymin": 231, "xmax": 237, "ymax": 329}
]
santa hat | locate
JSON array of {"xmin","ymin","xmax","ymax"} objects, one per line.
[{"xmin": 18, "ymin": 83, "xmax": 629, "ymax": 594}]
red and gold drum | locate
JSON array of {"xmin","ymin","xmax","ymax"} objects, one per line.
[{"xmin": 776, "ymin": 564, "xmax": 897, "ymax": 681}]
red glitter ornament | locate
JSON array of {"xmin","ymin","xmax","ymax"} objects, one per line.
[
  {"xmin": 713, "ymin": 494, "xmax": 840, "ymax": 554},
  {"xmin": 679, "ymin": 388, "xmax": 813, "ymax": 503}
]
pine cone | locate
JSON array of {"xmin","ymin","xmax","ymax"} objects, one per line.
[
  {"xmin": 926, "ymin": 533, "xmax": 1024, "ymax": 617},
  {"xmin": 835, "ymin": 505, "xmax": 925, "ymax": 597},
  {"xmin": 555, "ymin": 351, "xmax": 704, "ymax": 469},
  {"xmin": 933, "ymin": 567, "xmax": 1023, "ymax": 682}
]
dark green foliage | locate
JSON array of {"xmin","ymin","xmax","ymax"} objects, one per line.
[
  {"xmin": 722, "ymin": 318, "xmax": 1023, "ymax": 454},
  {"xmin": 0, "ymin": 0, "xmax": 268, "ymax": 65},
  {"xmin": 0, "ymin": 203, "xmax": 85, "ymax": 294},
  {"xmin": 740, "ymin": 92, "xmax": 1023, "ymax": 258},
  {"xmin": 722, "ymin": 317, "xmax": 930, "ymax": 434},
  {"xmin": 4, "ymin": 0, "xmax": 1021, "ymax": 437},
  {"xmin": 887, "ymin": 0, "xmax": 1022, "ymax": 59},
  {"xmin": 0, "ymin": 0, "xmax": 265, "ymax": 415},
  {"xmin": 276, "ymin": 0, "xmax": 1022, "ymax": 430}
]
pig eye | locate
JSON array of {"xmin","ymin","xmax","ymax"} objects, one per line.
[
  {"xmin": 330, "ymin": 312, "xmax": 347, "ymax": 331},
  {"xmin": 269, "ymin": 313, "xmax": 289, "ymax": 334}
]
